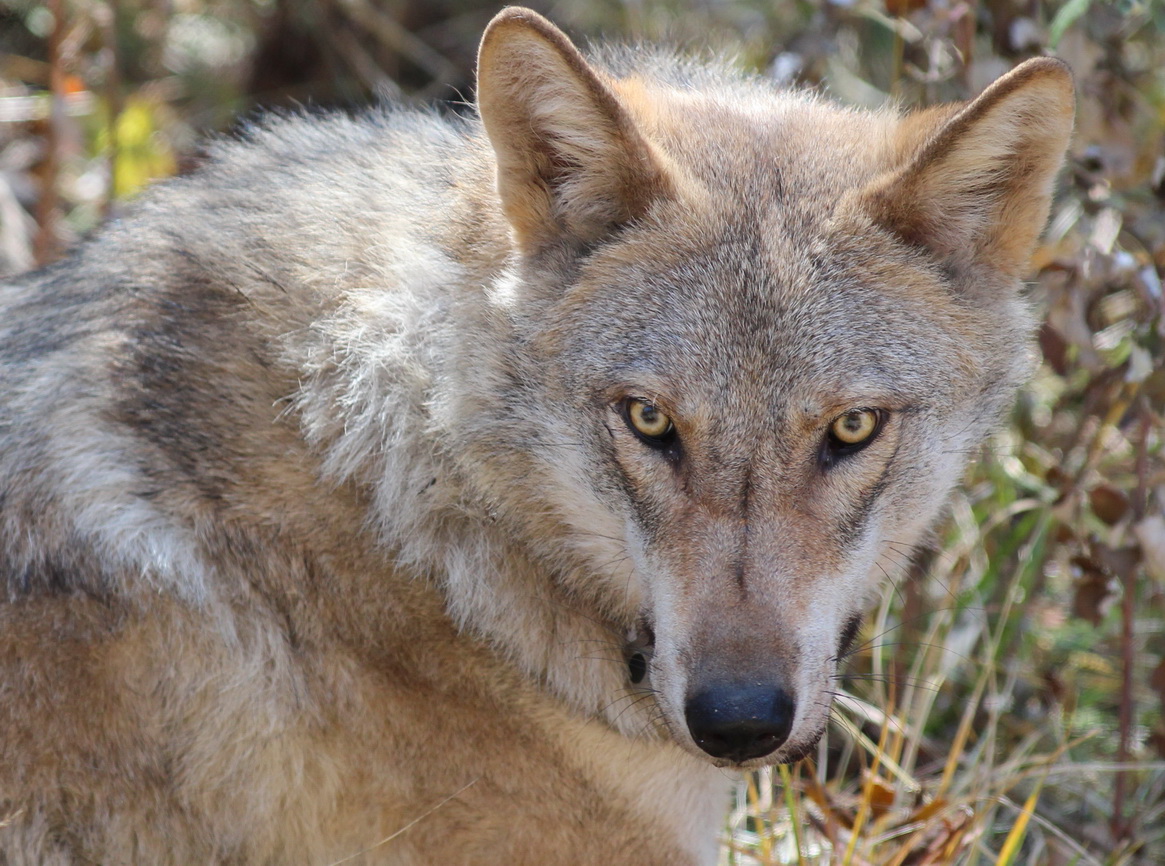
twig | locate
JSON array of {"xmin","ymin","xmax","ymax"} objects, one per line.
[
  {"xmin": 333, "ymin": 0, "xmax": 461, "ymax": 87},
  {"xmin": 1112, "ymin": 397, "xmax": 1151, "ymax": 842},
  {"xmin": 94, "ymin": 0, "xmax": 123, "ymax": 217},
  {"xmin": 33, "ymin": 0, "xmax": 65, "ymax": 265},
  {"xmin": 326, "ymin": 20, "xmax": 403, "ymax": 100}
]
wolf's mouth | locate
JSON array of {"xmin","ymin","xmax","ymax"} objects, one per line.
[{"xmin": 624, "ymin": 618, "xmax": 655, "ymax": 684}]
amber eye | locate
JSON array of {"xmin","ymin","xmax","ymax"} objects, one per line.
[
  {"xmin": 626, "ymin": 398, "xmax": 674, "ymax": 441},
  {"xmin": 828, "ymin": 409, "xmax": 882, "ymax": 449}
]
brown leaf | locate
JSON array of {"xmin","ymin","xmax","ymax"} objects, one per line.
[
  {"xmin": 908, "ymin": 796, "xmax": 949, "ymax": 824},
  {"xmin": 1071, "ymin": 554, "xmax": 1112, "ymax": 626},
  {"xmin": 1043, "ymin": 668, "xmax": 1067, "ymax": 704},
  {"xmin": 914, "ymin": 806, "xmax": 975, "ymax": 866},
  {"xmin": 1043, "ymin": 269, "xmax": 1102, "ymax": 370},
  {"xmin": 862, "ymin": 770, "xmax": 897, "ymax": 819},
  {"xmin": 1151, "ymin": 657, "xmax": 1165, "ymax": 706},
  {"xmin": 885, "ymin": 0, "xmax": 928, "ymax": 15},
  {"xmin": 1046, "ymin": 465, "xmax": 1071, "ymax": 490},
  {"xmin": 1092, "ymin": 543, "xmax": 1141, "ymax": 580},
  {"xmin": 1038, "ymin": 322, "xmax": 1070, "ymax": 376},
  {"xmin": 1089, "ymin": 484, "xmax": 1130, "ymax": 525}
]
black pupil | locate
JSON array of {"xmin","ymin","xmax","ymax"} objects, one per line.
[
  {"xmin": 843, "ymin": 413, "xmax": 865, "ymax": 435},
  {"xmin": 640, "ymin": 405, "xmax": 660, "ymax": 428}
]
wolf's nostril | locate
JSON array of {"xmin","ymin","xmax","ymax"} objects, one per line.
[
  {"xmin": 628, "ymin": 652, "xmax": 647, "ymax": 683},
  {"xmin": 684, "ymin": 684, "xmax": 795, "ymax": 763}
]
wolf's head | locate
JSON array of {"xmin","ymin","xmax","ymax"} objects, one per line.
[{"xmin": 465, "ymin": 8, "xmax": 1073, "ymax": 767}]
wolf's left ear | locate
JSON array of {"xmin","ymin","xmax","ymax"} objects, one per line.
[
  {"xmin": 859, "ymin": 58, "xmax": 1074, "ymax": 286},
  {"xmin": 476, "ymin": 8, "xmax": 672, "ymax": 255}
]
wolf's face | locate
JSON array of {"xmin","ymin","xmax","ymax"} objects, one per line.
[
  {"xmin": 473, "ymin": 10, "xmax": 1073, "ymax": 766},
  {"xmin": 548, "ymin": 233, "xmax": 987, "ymax": 764},
  {"xmin": 517, "ymin": 209, "xmax": 1010, "ymax": 765}
]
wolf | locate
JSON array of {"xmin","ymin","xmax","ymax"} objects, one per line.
[{"xmin": 0, "ymin": 7, "xmax": 1072, "ymax": 864}]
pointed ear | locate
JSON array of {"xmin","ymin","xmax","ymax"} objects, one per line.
[
  {"xmin": 860, "ymin": 58, "xmax": 1074, "ymax": 284},
  {"xmin": 476, "ymin": 8, "xmax": 672, "ymax": 254}
]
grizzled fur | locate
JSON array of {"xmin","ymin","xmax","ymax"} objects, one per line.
[{"xmin": 0, "ymin": 8, "xmax": 1072, "ymax": 864}]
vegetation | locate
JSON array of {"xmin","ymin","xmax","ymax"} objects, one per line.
[{"xmin": 1, "ymin": 1, "xmax": 1162, "ymax": 863}]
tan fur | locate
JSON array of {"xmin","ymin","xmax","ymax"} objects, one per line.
[{"xmin": 0, "ymin": 8, "xmax": 1072, "ymax": 864}]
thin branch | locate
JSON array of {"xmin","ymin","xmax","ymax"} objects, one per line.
[
  {"xmin": 1112, "ymin": 397, "xmax": 1152, "ymax": 842},
  {"xmin": 333, "ymin": 0, "xmax": 461, "ymax": 88},
  {"xmin": 33, "ymin": 0, "xmax": 65, "ymax": 265},
  {"xmin": 95, "ymin": 0, "xmax": 123, "ymax": 218}
]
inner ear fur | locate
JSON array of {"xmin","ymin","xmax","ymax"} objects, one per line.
[
  {"xmin": 476, "ymin": 7, "xmax": 672, "ymax": 254},
  {"xmin": 860, "ymin": 57, "xmax": 1075, "ymax": 284}
]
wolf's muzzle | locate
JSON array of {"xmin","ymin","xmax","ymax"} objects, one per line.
[{"xmin": 683, "ymin": 684, "xmax": 795, "ymax": 763}]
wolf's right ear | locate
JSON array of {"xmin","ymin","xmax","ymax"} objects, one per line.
[{"xmin": 476, "ymin": 8, "xmax": 672, "ymax": 255}]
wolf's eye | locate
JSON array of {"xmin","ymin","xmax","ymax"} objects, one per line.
[
  {"xmin": 625, "ymin": 398, "xmax": 674, "ymax": 444},
  {"xmin": 825, "ymin": 408, "xmax": 884, "ymax": 457},
  {"xmin": 830, "ymin": 409, "xmax": 879, "ymax": 445}
]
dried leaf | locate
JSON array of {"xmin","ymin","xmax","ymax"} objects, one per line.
[
  {"xmin": 915, "ymin": 806, "xmax": 975, "ymax": 865},
  {"xmin": 1039, "ymin": 322, "xmax": 1070, "ymax": 376},
  {"xmin": 1043, "ymin": 668, "xmax": 1067, "ymax": 704},
  {"xmin": 908, "ymin": 796, "xmax": 950, "ymax": 823},
  {"xmin": 1092, "ymin": 544, "xmax": 1142, "ymax": 581},
  {"xmin": 885, "ymin": 0, "xmax": 928, "ymax": 16},
  {"xmin": 1043, "ymin": 269, "xmax": 1102, "ymax": 370},
  {"xmin": 861, "ymin": 770, "xmax": 897, "ymax": 818},
  {"xmin": 1089, "ymin": 484, "xmax": 1130, "ymax": 526},
  {"xmin": 1046, "ymin": 465, "xmax": 1071, "ymax": 490},
  {"xmin": 1150, "ymin": 657, "xmax": 1165, "ymax": 706},
  {"xmin": 1071, "ymin": 555, "xmax": 1112, "ymax": 626}
]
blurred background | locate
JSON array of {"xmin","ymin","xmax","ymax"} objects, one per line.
[{"xmin": 1, "ymin": 1, "xmax": 1163, "ymax": 863}]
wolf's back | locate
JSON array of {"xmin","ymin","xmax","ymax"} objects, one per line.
[{"xmin": 0, "ymin": 106, "xmax": 489, "ymax": 597}]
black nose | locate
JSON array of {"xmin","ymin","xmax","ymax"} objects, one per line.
[{"xmin": 684, "ymin": 684, "xmax": 796, "ymax": 762}]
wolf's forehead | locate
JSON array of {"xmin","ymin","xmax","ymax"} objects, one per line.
[
  {"xmin": 650, "ymin": 92, "xmax": 895, "ymax": 203},
  {"xmin": 566, "ymin": 156, "xmax": 976, "ymax": 408},
  {"xmin": 607, "ymin": 217, "xmax": 856, "ymax": 336},
  {"xmin": 581, "ymin": 285, "xmax": 940, "ymax": 406},
  {"xmin": 573, "ymin": 226, "xmax": 955, "ymax": 409}
]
